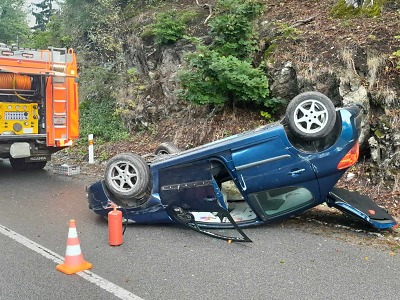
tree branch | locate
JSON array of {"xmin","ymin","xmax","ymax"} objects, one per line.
[
  {"xmin": 291, "ymin": 16, "xmax": 316, "ymax": 28},
  {"xmin": 195, "ymin": 0, "xmax": 213, "ymax": 24}
]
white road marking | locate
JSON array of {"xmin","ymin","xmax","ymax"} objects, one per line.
[{"xmin": 0, "ymin": 224, "xmax": 144, "ymax": 300}]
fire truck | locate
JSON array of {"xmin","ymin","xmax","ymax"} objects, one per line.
[{"xmin": 0, "ymin": 44, "xmax": 79, "ymax": 170}]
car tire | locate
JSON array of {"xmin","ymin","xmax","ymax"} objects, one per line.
[
  {"xmin": 285, "ymin": 91, "xmax": 336, "ymax": 141},
  {"xmin": 104, "ymin": 153, "xmax": 150, "ymax": 199},
  {"xmin": 9, "ymin": 158, "xmax": 47, "ymax": 170},
  {"xmin": 154, "ymin": 142, "xmax": 181, "ymax": 155}
]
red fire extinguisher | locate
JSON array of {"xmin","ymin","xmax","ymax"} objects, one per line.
[{"xmin": 108, "ymin": 205, "xmax": 123, "ymax": 246}]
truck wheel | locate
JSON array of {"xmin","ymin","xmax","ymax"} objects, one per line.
[
  {"xmin": 285, "ymin": 91, "xmax": 336, "ymax": 141},
  {"xmin": 154, "ymin": 142, "xmax": 181, "ymax": 155},
  {"xmin": 104, "ymin": 153, "xmax": 150, "ymax": 199},
  {"xmin": 9, "ymin": 158, "xmax": 47, "ymax": 170}
]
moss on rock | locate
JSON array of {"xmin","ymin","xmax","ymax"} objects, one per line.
[{"xmin": 330, "ymin": 0, "xmax": 385, "ymax": 19}]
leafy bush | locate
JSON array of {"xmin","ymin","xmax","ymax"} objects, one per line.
[
  {"xmin": 30, "ymin": 14, "xmax": 73, "ymax": 49},
  {"xmin": 178, "ymin": 0, "xmax": 275, "ymax": 110},
  {"xmin": 80, "ymin": 99, "xmax": 129, "ymax": 142},
  {"xmin": 79, "ymin": 66, "xmax": 119, "ymax": 101},
  {"xmin": 147, "ymin": 10, "xmax": 197, "ymax": 45},
  {"xmin": 0, "ymin": 0, "xmax": 30, "ymax": 45},
  {"xmin": 179, "ymin": 47, "xmax": 269, "ymax": 106},
  {"xmin": 79, "ymin": 66, "xmax": 129, "ymax": 141},
  {"xmin": 209, "ymin": 0, "xmax": 263, "ymax": 60},
  {"xmin": 62, "ymin": 0, "xmax": 124, "ymax": 58}
]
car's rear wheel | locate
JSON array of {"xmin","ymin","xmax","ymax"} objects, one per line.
[
  {"xmin": 154, "ymin": 142, "xmax": 181, "ymax": 155},
  {"xmin": 286, "ymin": 92, "xmax": 336, "ymax": 141},
  {"xmin": 104, "ymin": 153, "xmax": 150, "ymax": 199},
  {"xmin": 9, "ymin": 158, "xmax": 47, "ymax": 170}
]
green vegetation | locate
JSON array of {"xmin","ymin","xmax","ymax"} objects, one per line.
[
  {"xmin": 330, "ymin": 0, "xmax": 385, "ymax": 18},
  {"xmin": 0, "ymin": 0, "xmax": 30, "ymax": 45},
  {"xmin": 179, "ymin": 0, "xmax": 276, "ymax": 111},
  {"xmin": 79, "ymin": 67, "xmax": 129, "ymax": 142},
  {"xmin": 80, "ymin": 99, "xmax": 129, "ymax": 142},
  {"xmin": 30, "ymin": 14, "xmax": 72, "ymax": 49},
  {"xmin": 145, "ymin": 10, "xmax": 197, "ymax": 45},
  {"xmin": 1, "ymin": 0, "xmax": 280, "ymax": 137},
  {"xmin": 60, "ymin": 0, "xmax": 131, "ymax": 138},
  {"xmin": 260, "ymin": 111, "xmax": 273, "ymax": 122},
  {"xmin": 208, "ymin": 0, "xmax": 263, "ymax": 60},
  {"xmin": 274, "ymin": 22, "xmax": 302, "ymax": 41},
  {"xmin": 60, "ymin": 0, "xmax": 124, "ymax": 57},
  {"xmin": 7, "ymin": 0, "xmax": 131, "ymax": 140},
  {"xmin": 261, "ymin": 21, "xmax": 302, "ymax": 65},
  {"xmin": 6, "ymin": 0, "xmax": 394, "ymax": 141},
  {"xmin": 179, "ymin": 47, "xmax": 269, "ymax": 106},
  {"xmin": 31, "ymin": 0, "xmax": 55, "ymax": 31}
]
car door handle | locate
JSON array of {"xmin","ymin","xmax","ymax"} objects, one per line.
[
  {"xmin": 288, "ymin": 168, "xmax": 306, "ymax": 176},
  {"xmin": 239, "ymin": 174, "xmax": 247, "ymax": 191},
  {"xmin": 204, "ymin": 197, "xmax": 216, "ymax": 202}
]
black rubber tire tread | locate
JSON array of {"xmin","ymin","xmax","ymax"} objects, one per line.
[
  {"xmin": 9, "ymin": 158, "xmax": 47, "ymax": 170},
  {"xmin": 104, "ymin": 153, "xmax": 150, "ymax": 199},
  {"xmin": 285, "ymin": 91, "xmax": 336, "ymax": 141},
  {"xmin": 154, "ymin": 142, "xmax": 181, "ymax": 155}
]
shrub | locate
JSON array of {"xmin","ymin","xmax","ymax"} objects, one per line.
[
  {"xmin": 79, "ymin": 66, "xmax": 117, "ymax": 102},
  {"xmin": 209, "ymin": 0, "xmax": 263, "ymax": 60},
  {"xmin": 147, "ymin": 10, "xmax": 197, "ymax": 45},
  {"xmin": 179, "ymin": 47, "xmax": 269, "ymax": 106},
  {"xmin": 178, "ymin": 0, "xmax": 277, "ymax": 111},
  {"xmin": 78, "ymin": 66, "xmax": 129, "ymax": 141},
  {"xmin": 80, "ymin": 99, "xmax": 129, "ymax": 142}
]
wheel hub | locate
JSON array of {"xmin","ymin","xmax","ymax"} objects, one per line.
[{"xmin": 293, "ymin": 99, "xmax": 328, "ymax": 134}]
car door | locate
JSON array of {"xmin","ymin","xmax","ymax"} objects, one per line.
[
  {"xmin": 157, "ymin": 159, "xmax": 252, "ymax": 241},
  {"xmin": 231, "ymin": 134, "xmax": 320, "ymax": 221},
  {"xmin": 327, "ymin": 188, "xmax": 397, "ymax": 229},
  {"xmin": 158, "ymin": 159, "xmax": 224, "ymax": 212}
]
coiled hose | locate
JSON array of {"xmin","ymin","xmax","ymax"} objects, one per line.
[{"xmin": 0, "ymin": 73, "xmax": 32, "ymax": 100}]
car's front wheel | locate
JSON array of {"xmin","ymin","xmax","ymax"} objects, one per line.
[
  {"xmin": 285, "ymin": 91, "xmax": 336, "ymax": 141},
  {"xmin": 104, "ymin": 153, "xmax": 150, "ymax": 199}
]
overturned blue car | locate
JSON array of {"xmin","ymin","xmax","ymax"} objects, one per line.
[{"xmin": 86, "ymin": 92, "xmax": 397, "ymax": 242}]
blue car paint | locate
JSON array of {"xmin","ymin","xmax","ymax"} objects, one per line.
[
  {"xmin": 87, "ymin": 106, "xmax": 397, "ymax": 238},
  {"xmin": 88, "ymin": 181, "xmax": 173, "ymax": 224},
  {"xmin": 304, "ymin": 110, "xmax": 356, "ymax": 198},
  {"xmin": 332, "ymin": 201, "xmax": 395, "ymax": 230}
]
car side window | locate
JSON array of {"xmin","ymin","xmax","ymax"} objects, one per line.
[{"xmin": 248, "ymin": 186, "xmax": 314, "ymax": 219}]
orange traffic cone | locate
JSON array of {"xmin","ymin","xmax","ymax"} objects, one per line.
[{"xmin": 56, "ymin": 219, "xmax": 92, "ymax": 275}]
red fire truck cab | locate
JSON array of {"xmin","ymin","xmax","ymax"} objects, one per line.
[{"xmin": 0, "ymin": 44, "xmax": 79, "ymax": 170}]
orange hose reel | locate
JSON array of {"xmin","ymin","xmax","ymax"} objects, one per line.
[{"xmin": 0, "ymin": 73, "xmax": 32, "ymax": 90}]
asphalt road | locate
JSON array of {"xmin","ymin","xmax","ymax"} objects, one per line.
[{"xmin": 0, "ymin": 159, "xmax": 399, "ymax": 300}]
